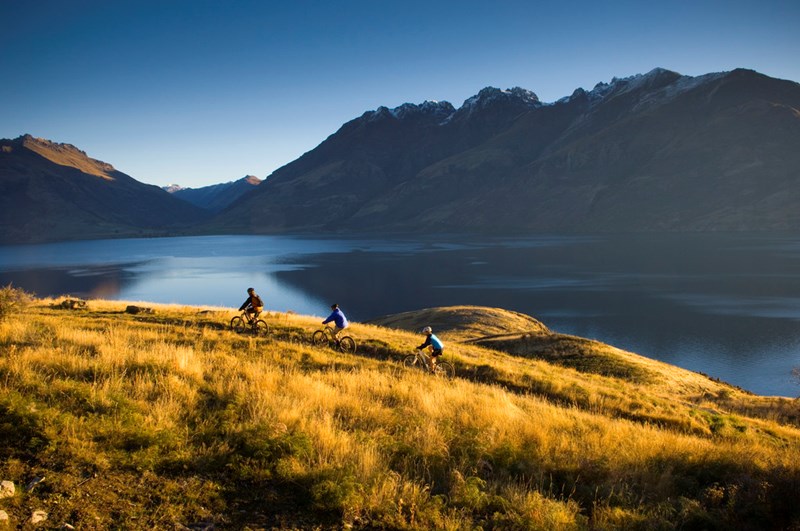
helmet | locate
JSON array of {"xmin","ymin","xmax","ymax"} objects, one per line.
[
  {"xmin": 247, "ymin": 287, "xmax": 255, "ymax": 293},
  {"xmin": 422, "ymin": 326, "xmax": 432, "ymax": 334}
]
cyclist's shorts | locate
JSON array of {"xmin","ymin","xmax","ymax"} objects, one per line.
[{"xmin": 431, "ymin": 349, "xmax": 443, "ymax": 358}]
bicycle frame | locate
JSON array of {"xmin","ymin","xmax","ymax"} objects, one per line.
[
  {"xmin": 322, "ymin": 324, "xmax": 340, "ymax": 340},
  {"xmin": 230, "ymin": 311, "xmax": 268, "ymax": 336},
  {"xmin": 403, "ymin": 349, "xmax": 454, "ymax": 378},
  {"xmin": 311, "ymin": 325, "xmax": 357, "ymax": 353},
  {"xmin": 415, "ymin": 349, "xmax": 433, "ymax": 370},
  {"xmin": 241, "ymin": 309, "xmax": 261, "ymax": 326}
]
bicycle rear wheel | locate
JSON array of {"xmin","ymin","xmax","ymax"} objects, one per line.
[
  {"xmin": 338, "ymin": 336, "xmax": 356, "ymax": 354},
  {"xmin": 312, "ymin": 330, "xmax": 327, "ymax": 346},
  {"xmin": 254, "ymin": 320, "xmax": 269, "ymax": 336},
  {"xmin": 230, "ymin": 316, "xmax": 246, "ymax": 333},
  {"xmin": 433, "ymin": 361, "xmax": 455, "ymax": 379}
]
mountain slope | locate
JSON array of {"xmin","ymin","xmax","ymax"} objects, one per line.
[
  {"xmin": 209, "ymin": 68, "xmax": 800, "ymax": 233},
  {"xmin": 167, "ymin": 175, "xmax": 262, "ymax": 212},
  {"xmin": 2, "ymin": 299, "xmax": 799, "ymax": 529},
  {"xmin": 0, "ymin": 135, "xmax": 209, "ymax": 243}
]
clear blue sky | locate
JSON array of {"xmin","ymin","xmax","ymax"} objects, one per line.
[{"xmin": 2, "ymin": 0, "xmax": 798, "ymax": 188}]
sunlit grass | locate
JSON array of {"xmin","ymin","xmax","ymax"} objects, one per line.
[{"xmin": 0, "ymin": 299, "xmax": 798, "ymax": 529}]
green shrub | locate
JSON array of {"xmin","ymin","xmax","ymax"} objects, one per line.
[
  {"xmin": 0, "ymin": 399, "xmax": 49, "ymax": 460},
  {"xmin": 311, "ymin": 474, "xmax": 360, "ymax": 512},
  {"xmin": 0, "ymin": 283, "xmax": 33, "ymax": 321}
]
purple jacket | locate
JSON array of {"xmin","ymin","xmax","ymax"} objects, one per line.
[{"xmin": 323, "ymin": 308, "xmax": 348, "ymax": 328}]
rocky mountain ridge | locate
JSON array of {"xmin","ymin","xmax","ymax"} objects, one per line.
[{"xmin": 207, "ymin": 67, "xmax": 800, "ymax": 234}]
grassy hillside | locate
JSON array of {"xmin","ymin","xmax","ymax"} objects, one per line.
[{"xmin": 1, "ymin": 300, "xmax": 799, "ymax": 529}]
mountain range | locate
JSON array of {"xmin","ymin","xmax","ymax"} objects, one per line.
[
  {"xmin": 210, "ymin": 67, "xmax": 800, "ymax": 234},
  {"xmin": 2, "ymin": 67, "xmax": 799, "ymax": 243}
]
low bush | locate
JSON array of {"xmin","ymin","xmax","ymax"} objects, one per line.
[{"xmin": 0, "ymin": 283, "xmax": 33, "ymax": 321}]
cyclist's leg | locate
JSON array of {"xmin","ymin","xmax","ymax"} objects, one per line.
[
  {"xmin": 430, "ymin": 349, "xmax": 443, "ymax": 372},
  {"xmin": 332, "ymin": 326, "xmax": 343, "ymax": 343},
  {"xmin": 325, "ymin": 324, "xmax": 339, "ymax": 343},
  {"xmin": 419, "ymin": 347, "xmax": 432, "ymax": 370}
]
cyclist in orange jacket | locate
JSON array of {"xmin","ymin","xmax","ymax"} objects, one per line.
[{"xmin": 239, "ymin": 287, "xmax": 264, "ymax": 322}]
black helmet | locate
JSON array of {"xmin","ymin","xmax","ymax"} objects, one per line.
[
  {"xmin": 331, "ymin": 303, "xmax": 338, "ymax": 309},
  {"xmin": 247, "ymin": 287, "xmax": 255, "ymax": 293}
]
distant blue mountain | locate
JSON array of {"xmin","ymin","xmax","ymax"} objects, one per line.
[{"xmin": 165, "ymin": 176, "xmax": 262, "ymax": 213}]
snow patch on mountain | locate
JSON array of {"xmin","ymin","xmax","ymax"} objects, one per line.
[
  {"xmin": 359, "ymin": 68, "xmax": 732, "ymax": 126},
  {"xmin": 364, "ymin": 100, "xmax": 456, "ymax": 123},
  {"xmin": 553, "ymin": 68, "xmax": 728, "ymax": 109},
  {"xmin": 461, "ymin": 87, "xmax": 541, "ymax": 110},
  {"xmin": 389, "ymin": 100, "xmax": 457, "ymax": 120}
]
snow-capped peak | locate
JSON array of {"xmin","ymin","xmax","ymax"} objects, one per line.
[
  {"xmin": 461, "ymin": 86, "xmax": 541, "ymax": 110},
  {"xmin": 551, "ymin": 68, "xmax": 729, "ymax": 107},
  {"xmin": 389, "ymin": 100, "xmax": 456, "ymax": 120},
  {"xmin": 362, "ymin": 100, "xmax": 456, "ymax": 123}
]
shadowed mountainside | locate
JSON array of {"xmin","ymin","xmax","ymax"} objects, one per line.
[
  {"xmin": 0, "ymin": 135, "xmax": 208, "ymax": 243},
  {"xmin": 4, "ymin": 68, "xmax": 799, "ymax": 244},
  {"xmin": 208, "ymin": 68, "xmax": 800, "ymax": 234}
]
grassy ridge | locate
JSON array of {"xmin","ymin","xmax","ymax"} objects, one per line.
[{"xmin": 1, "ymin": 300, "xmax": 799, "ymax": 529}]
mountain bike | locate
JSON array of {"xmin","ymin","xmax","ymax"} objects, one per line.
[
  {"xmin": 311, "ymin": 325, "xmax": 357, "ymax": 353},
  {"xmin": 403, "ymin": 349, "xmax": 455, "ymax": 378},
  {"xmin": 230, "ymin": 311, "xmax": 269, "ymax": 336}
]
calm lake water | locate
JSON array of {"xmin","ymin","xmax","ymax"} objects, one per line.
[{"xmin": 1, "ymin": 233, "xmax": 799, "ymax": 397}]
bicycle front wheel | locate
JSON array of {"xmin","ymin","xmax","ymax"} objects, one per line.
[
  {"xmin": 254, "ymin": 320, "xmax": 269, "ymax": 336},
  {"xmin": 338, "ymin": 336, "xmax": 356, "ymax": 354},
  {"xmin": 403, "ymin": 354, "xmax": 419, "ymax": 369},
  {"xmin": 230, "ymin": 316, "xmax": 246, "ymax": 333},
  {"xmin": 312, "ymin": 330, "xmax": 327, "ymax": 346},
  {"xmin": 434, "ymin": 361, "xmax": 455, "ymax": 379}
]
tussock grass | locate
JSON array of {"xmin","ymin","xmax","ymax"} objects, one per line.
[
  {"xmin": 0, "ymin": 300, "xmax": 799, "ymax": 529},
  {"xmin": 368, "ymin": 305, "xmax": 550, "ymax": 341}
]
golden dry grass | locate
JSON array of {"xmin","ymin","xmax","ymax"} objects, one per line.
[
  {"xmin": 1, "ymin": 299, "xmax": 799, "ymax": 529},
  {"xmin": 367, "ymin": 305, "xmax": 550, "ymax": 341}
]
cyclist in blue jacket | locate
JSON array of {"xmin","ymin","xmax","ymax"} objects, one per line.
[
  {"xmin": 416, "ymin": 326, "xmax": 444, "ymax": 372},
  {"xmin": 322, "ymin": 303, "xmax": 349, "ymax": 344}
]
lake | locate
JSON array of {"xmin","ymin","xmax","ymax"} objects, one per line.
[{"xmin": 1, "ymin": 233, "xmax": 799, "ymax": 397}]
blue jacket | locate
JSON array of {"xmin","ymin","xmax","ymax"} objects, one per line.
[
  {"xmin": 417, "ymin": 333, "xmax": 444, "ymax": 351},
  {"xmin": 323, "ymin": 308, "xmax": 348, "ymax": 328}
]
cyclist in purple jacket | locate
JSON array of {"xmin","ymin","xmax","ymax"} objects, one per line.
[{"xmin": 322, "ymin": 303, "xmax": 349, "ymax": 344}]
